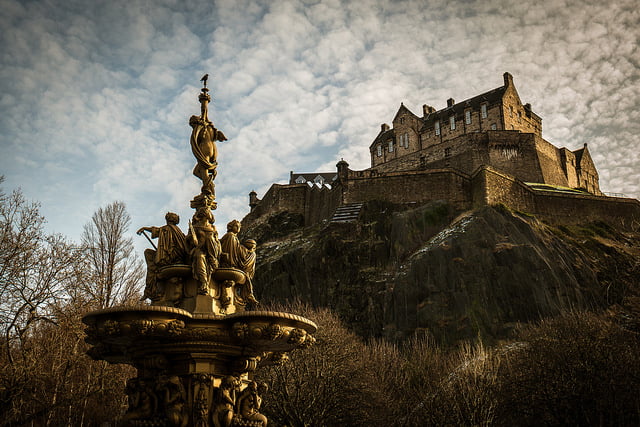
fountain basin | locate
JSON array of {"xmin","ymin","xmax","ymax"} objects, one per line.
[{"xmin": 83, "ymin": 305, "xmax": 316, "ymax": 371}]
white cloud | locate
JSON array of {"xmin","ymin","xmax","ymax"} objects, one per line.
[{"xmin": 0, "ymin": 0, "xmax": 638, "ymax": 244}]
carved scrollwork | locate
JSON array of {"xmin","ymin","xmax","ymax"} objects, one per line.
[
  {"xmin": 231, "ymin": 357, "xmax": 260, "ymax": 374},
  {"xmin": 91, "ymin": 318, "xmax": 187, "ymax": 340},
  {"xmin": 299, "ymin": 333, "xmax": 316, "ymax": 348},
  {"xmin": 287, "ymin": 328, "xmax": 307, "ymax": 345},
  {"xmin": 263, "ymin": 323, "xmax": 283, "ymax": 340},
  {"xmin": 231, "ymin": 322, "xmax": 249, "ymax": 339},
  {"xmin": 165, "ymin": 319, "xmax": 186, "ymax": 335},
  {"xmin": 132, "ymin": 319, "xmax": 154, "ymax": 335},
  {"xmin": 103, "ymin": 319, "xmax": 120, "ymax": 335}
]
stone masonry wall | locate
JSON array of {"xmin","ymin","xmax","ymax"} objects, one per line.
[
  {"xmin": 341, "ymin": 169, "xmax": 473, "ymax": 210},
  {"xmin": 474, "ymin": 167, "xmax": 640, "ymax": 230},
  {"xmin": 369, "ymin": 132, "xmax": 550, "ymax": 187},
  {"xmin": 246, "ymin": 166, "xmax": 640, "ymax": 231}
]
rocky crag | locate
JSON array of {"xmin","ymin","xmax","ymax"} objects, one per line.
[{"xmin": 242, "ymin": 202, "xmax": 640, "ymax": 344}]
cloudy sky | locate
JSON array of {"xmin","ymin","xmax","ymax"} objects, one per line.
[{"xmin": 0, "ymin": 0, "xmax": 638, "ymax": 247}]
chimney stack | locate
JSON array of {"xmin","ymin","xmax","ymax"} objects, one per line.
[
  {"xmin": 423, "ymin": 104, "xmax": 435, "ymax": 116},
  {"xmin": 381, "ymin": 123, "xmax": 390, "ymax": 132},
  {"xmin": 447, "ymin": 98, "xmax": 455, "ymax": 108},
  {"xmin": 503, "ymin": 72, "xmax": 513, "ymax": 87}
]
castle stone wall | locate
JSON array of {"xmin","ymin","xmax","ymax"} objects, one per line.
[
  {"xmin": 341, "ymin": 169, "xmax": 472, "ymax": 210},
  {"xmin": 246, "ymin": 166, "xmax": 640, "ymax": 232},
  {"xmin": 472, "ymin": 167, "xmax": 536, "ymax": 212},
  {"xmin": 242, "ymin": 184, "xmax": 308, "ymax": 226},
  {"xmin": 473, "ymin": 167, "xmax": 640, "ymax": 230},
  {"xmin": 534, "ymin": 137, "xmax": 571, "ymax": 187}
]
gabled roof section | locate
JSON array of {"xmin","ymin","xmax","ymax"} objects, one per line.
[
  {"xmin": 573, "ymin": 144, "xmax": 595, "ymax": 171},
  {"xmin": 393, "ymin": 103, "xmax": 418, "ymax": 122}
]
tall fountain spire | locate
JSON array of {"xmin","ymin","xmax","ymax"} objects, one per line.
[
  {"xmin": 189, "ymin": 77, "xmax": 227, "ymax": 211},
  {"xmin": 83, "ymin": 76, "xmax": 317, "ymax": 426}
]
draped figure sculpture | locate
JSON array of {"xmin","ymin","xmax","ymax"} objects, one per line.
[
  {"xmin": 220, "ymin": 220, "xmax": 258, "ymax": 305},
  {"xmin": 137, "ymin": 212, "xmax": 188, "ymax": 301},
  {"xmin": 188, "ymin": 207, "xmax": 222, "ymax": 294}
]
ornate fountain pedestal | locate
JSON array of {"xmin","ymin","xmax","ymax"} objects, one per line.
[
  {"xmin": 83, "ymin": 78, "xmax": 317, "ymax": 426},
  {"xmin": 83, "ymin": 305, "xmax": 316, "ymax": 426}
]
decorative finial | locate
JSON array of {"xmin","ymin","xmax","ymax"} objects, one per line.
[{"xmin": 200, "ymin": 74, "xmax": 209, "ymax": 89}]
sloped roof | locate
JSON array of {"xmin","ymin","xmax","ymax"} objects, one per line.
[
  {"xmin": 393, "ymin": 103, "xmax": 418, "ymax": 122},
  {"xmin": 419, "ymin": 86, "xmax": 507, "ymax": 132},
  {"xmin": 369, "ymin": 128, "xmax": 395, "ymax": 149}
]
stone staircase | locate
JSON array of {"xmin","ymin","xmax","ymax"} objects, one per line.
[{"xmin": 330, "ymin": 203, "xmax": 363, "ymax": 223}]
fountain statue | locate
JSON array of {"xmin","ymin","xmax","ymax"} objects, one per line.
[{"xmin": 83, "ymin": 78, "xmax": 316, "ymax": 426}]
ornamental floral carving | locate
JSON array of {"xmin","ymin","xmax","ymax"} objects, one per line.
[
  {"xmin": 232, "ymin": 322, "xmax": 249, "ymax": 339},
  {"xmin": 287, "ymin": 328, "xmax": 307, "ymax": 345},
  {"xmin": 264, "ymin": 323, "xmax": 283, "ymax": 340}
]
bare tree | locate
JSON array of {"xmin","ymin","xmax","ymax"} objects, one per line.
[
  {"xmin": 0, "ymin": 178, "xmax": 89, "ymax": 423},
  {"xmin": 80, "ymin": 201, "xmax": 143, "ymax": 308}
]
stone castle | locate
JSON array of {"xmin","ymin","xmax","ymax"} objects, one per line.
[{"xmin": 244, "ymin": 73, "xmax": 640, "ymax": 229}]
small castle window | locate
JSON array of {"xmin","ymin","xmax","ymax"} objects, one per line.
[
  {"xmin": 481, "ymin": 103, "xmax": 487, "ymax": 118},
  {"xmin": 401, "ymin": 133, "xmax": 409, "ymax": 148},
  {"xmin": 388, "ymin": 140, "xmax": 394, "ymax": 152},
  {"xmin": 377, "ymin": 145, "xmax": 382, "ymax": 156},
  {"xmin": 518, "ymin": 112, "xmax": 522, "ymax": 123},
  {"xmin": 509, "ymin": 106, "xmax": 514, "ymax": 117},
  {"xmin": 449, "ymin": 116, "xmax": 455, "ymax": 130},
  {"xmin": 399, "ymin": 117, "xmax": 405, "ymax": 124},
  {"xmin": 491, "ymin": 123, "xmax": 497, "ymax": 130},
  {"xmin": 435, "ymin": 120, "xmax": 440, "ymax": 136},
  {"xmin": 445, "ymin": 147, "xmax": 452, "ymax": 158},
  {"xmin": 465, "ymin": 110, "xmax": 471, "ymax": 125}
]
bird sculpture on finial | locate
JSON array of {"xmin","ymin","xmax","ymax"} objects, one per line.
[{"xmin": 201, "ymin": 74, "xmax": 209, "ymax": 89}]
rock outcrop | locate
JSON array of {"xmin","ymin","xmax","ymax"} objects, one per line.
[{"xmin": 242, "ymin": 201, "xmax": 640, "ymax": 344}]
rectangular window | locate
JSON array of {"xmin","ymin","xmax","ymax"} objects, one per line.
[
  {"xmin": 465, "ymin": 110, "xmax": 471, "ymax": 125},
  {"xmin": 435, "ymin": 120, "xmax": 440, "ymax": 136},
  {"xmin": 481, "ymin": 104, "xmax": 487, "ymax": 119},
  {"xmin": 377, "ymin": 145, "xmax": 382, "ymax": 156},
  {"xmin": 445, "ymin": 147, "xmax": 452, "ymax": 158},
  {"xmin": 404, "ymin": 133, "xmax": 409, "ymax": 148},
  {"xmin": 450, "ymin": 116, "xmax": 455, "ymax": 130},
  {"xmin": 388, "ymin": 140, "xmax": 393, "ymax": 152}
]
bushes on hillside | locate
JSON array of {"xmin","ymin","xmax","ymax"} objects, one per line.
[{"xmin": 257, "ymin": 304, "xmax": 639, "ymax": 426}]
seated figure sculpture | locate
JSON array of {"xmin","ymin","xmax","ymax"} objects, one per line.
[
  {"xmin": 220, "ymin": 220, "xmax": 258, "ymax": 305},
  {"xmin": 236, "ymin": 381, "xmax": 268, "ymax": 427},
  {"xmin": 137, "ymin": 212, "xmax": 188, "ymax": 301}
]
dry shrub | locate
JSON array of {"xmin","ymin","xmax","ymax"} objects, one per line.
[
  {"xmin": 255, "ymin": 301, "xmax": 379, "ymax": 426},
  {"xmin": 495, "ymin": 312, "xmax": 640, "ymax": 426},
  {"xmin": 391, "ymin": 337, "xmax": 499, "ymax": 426}
]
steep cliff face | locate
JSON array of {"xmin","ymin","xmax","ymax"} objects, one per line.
[{"xmin": 242, "ymin": 202, "xmax": 639, "ymax": 344}]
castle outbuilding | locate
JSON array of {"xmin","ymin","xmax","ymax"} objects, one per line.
[{"xmin": 243, "ymin": 73, "xmax": 639, "ymax": 230}]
